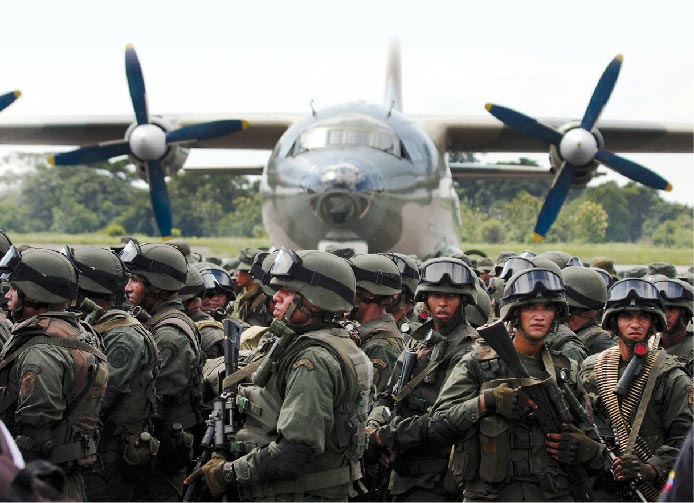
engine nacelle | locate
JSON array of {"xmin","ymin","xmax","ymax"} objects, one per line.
[
  {"xmin": 124, "ymin": 116, "xmax": 190, "ymax": 182},
  {"xmin": 548, "ymin": 121, "xmax": 604, "ymax": 188}
]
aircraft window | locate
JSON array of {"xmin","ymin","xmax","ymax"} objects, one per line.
[{"xmin": 294, "ymin": 125, "xmax": 401, "ymax": 157}]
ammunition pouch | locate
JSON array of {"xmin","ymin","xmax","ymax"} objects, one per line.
[
  {"xmin": 156, "ymin": 428, "xmax": 194, "ymax": 473},
  {"xmin": 122, "ymin": 432, "xmax": 160, "ymax": 474},
  {"xmin": 478, "ymin": 416, "xmax": 510, "ymax": 483}
]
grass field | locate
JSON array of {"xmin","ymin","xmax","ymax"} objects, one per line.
[{"xmin": 10, "ymin": 232, "xmax": 693, "ymax": 267}]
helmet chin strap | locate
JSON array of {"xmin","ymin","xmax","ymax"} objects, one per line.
[{"xmin": 283, "ymin": 292, "xmax": 317, "ymax": 325}]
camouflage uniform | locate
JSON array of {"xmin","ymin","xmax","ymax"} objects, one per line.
[
  {"xmin": 544, "ymin": 323, "xmax": 589, "ymax": 365},
  {"xmin": 231, "ymin": 283, "xmax": 271, "ymax": 327},
  {"xmin": 574, "ymin": 320, "xmax": 616, "ymax": 355},
  {"xmin": 664, "ymin": 329, "xmax": 694, "ymax": 375},
  {"xmin": 188, "ymin": 307, "xmax": 225, "ymax": 359},
  {"xmin": 357, "ymin": 313, "xmax": 404, "ymax": 394}
]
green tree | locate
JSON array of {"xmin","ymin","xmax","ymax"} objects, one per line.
[
  {"xmin": 502, "ymin": 191, "xmax": 543, "ymax": 243},
  {"xmin": 219, "ymin": 193, "xmax": 264, "ymax": 237},
  {"xmin": 584, "ymin": 182, "xmax": 630, "ymax": 242}
]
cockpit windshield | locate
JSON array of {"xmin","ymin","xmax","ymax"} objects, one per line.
[{"xmin": 293, "ymin": 114, "xmax": 401, "ymax": 157}]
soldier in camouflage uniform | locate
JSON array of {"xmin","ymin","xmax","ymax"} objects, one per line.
[
  {"xmin": 231, "ymin": 247, "xmax": 272, "ymax": 327},
  {"xmin": 181, "ymin": 264, "xmax": 225, "ymax": 359},
  {"xmin": 193, "ymin": 262, "xmax": 237, "ymax": 321},
  {"xmin": 0, "ymin": 230, "xmax": 14, "ymax": 350},
  {"xmin": 383, "ymin": 253, "xmax": 422, "ymax": 343},
  {"xmin": 348, "ymin": 253, "xmax": 404, "ymax": 394},
  {"xmin": 653, "ymin": 278, "xmax": 693, "ymax": 375},
  {"xmin": 62, "ymin": 246, "xmax": 159, "ymax": 502},
  {"xmin": 187, "ymin": 249, "xmax": 373, "ymax": 500},
  {"xmin": 0, "ymin": 246, "xmax": 108, "ymax": 501},
  {"xmin": 580, "ymin": 278, "xmax": 693, "ymax": 500},
  {"xmin": 365, "ymin": 257, "xmax": 479, "ymax": 501},
  {"xmin": 465, "ymin": 282, "xmax": 492, "ymax": 328},
  {"xmin": 121, "ymin": 241, "xmax": 204, "ymax": 501},
  {"xmin": 561, "ymin": 266, "xmax": 616, "ymax": 355}
]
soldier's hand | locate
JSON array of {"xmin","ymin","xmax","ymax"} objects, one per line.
[
  {"xmin": 612, "ymin": 454, "xmax": 656, "ymax": 483},
  {"xmin": 487, "ymin": 383, "xmax": 536, "ymax": 421},
  {"xmin": 184, "ymin": 452, "xmax": 233, "ymax": 497},
  {"xmin": 545, "ymin": 424, "xmax": 601, "ymax": 464},
  {"xmin": 365, "ymin": 426, "xmax": 393, "ymax": 467}
]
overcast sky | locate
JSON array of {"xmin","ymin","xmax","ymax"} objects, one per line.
[{"xmin": 1, "ymin": 0, "xmax": 692, "ymax": 206}]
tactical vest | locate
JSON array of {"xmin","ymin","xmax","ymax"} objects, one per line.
[
  {"xmin": 234, "ymin": 327, "xmax": 372, "ymax": 498},
  {"xmin": 92, "ymin": 309, "xmax": 158, "ymax": 441},
  {"xmin": 0, "ymin": 313, "xmax": 108, "ymax": 466},
  {"xmin": 577, "ymin": 322, "xmax": 615, "ymax": 355},
  {"xmin": 196, "ymin": 319, "xmax": 225, "ymax": 359}
]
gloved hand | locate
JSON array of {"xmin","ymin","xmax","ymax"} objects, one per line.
[
  {"xmin": 485, "ymin": 383, "xmax": 532, "ymax": 421},
  {"xmin": 426, "ymin": 415, "xmax": 461, "ymax": 448},
  {"xmin": 364, "ymin": 426, "xmax": 393, "ymax": 467},
  {"xmin": 613, "ymin": 454, "xmax": 656, "ymax": 483},
  {"xmin": 184, "ymin": 452, "xmax": 234, "ymax": 498},
  {"xmin": 545, "ymin": 424, "xmax": 601, "ymax": 464}
]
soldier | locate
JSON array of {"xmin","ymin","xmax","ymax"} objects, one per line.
[
  {"xmin": 120, "ymin": 241, "xmax": 204, "ymax": 501},
  {"xmin": 62, "ymin": 246, "xmax": 159, "ymax": 502},
  {"xmin": 365, "ymin": 257, "xmax": 478, "ymax": 501},
  {"xmin": 193, "ymin": 262, "xmax": 236, "ymax": 321},
  {"xmin": 430, "ymin": 268, "xmax": 605, "ymax": 501},
  {"xmin": 383, "ymin": 253, "xmax": 422, "ymax": 342},
  {"xmin": 648, "ymin": 262, "xmax": 677, "ymax": 279},
  {"xmin": 580, "ymin": 278, "xmax": 693, "ymax": 501},
  {"xmin": 590, "ymin": 256, "xmax": 619, "ymax": 283},
  {"xmin": 561, "ymin": 265, "xmax": 616, "ymax": 355},
  {"xmin": 476, "ymin": 257, "xmax": 495, "ymax": 288},
  {"xmin": 231, "ymin": 247, "xmax": 272, "ymax": 326},
  {"xmin": 0, "ymin": 230, "xmax": 13, "ymax": 349},
  {"xmin": 349, "ymin": 253, "xmax": 404, "ymax": 394},
  {"xmin": 0, "ymin": 246, "xmax": 108, "ymax": 501},
  {"xmin": 653, "ymin": 278, "xmax": 693, "ymax": 375},
  {"xmin": 465, "ymin": 282, "xmax": 492, "ymax": 328},
  {"xmin": 185, "ymin": 249, "xmax": 373, "ymax": 500},
  {"xmin": 181, "ymin": 264, "xmax": 225, "ymax": 359}
]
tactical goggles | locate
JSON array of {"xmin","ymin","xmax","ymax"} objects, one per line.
[
  {"xmin": 249, "ymin": 251, "xmax": 270, "ymax": 283},
  {"xmin": 654, "ymin": 280, "xmax": 694, "ymax": 302},
  {"xmin": 270, "ymin": 248, "xmax": 355, "ymax": 304},
  {"xmin": 200, "ymin": 268, "xmax": 234, "ymax": 292},
  {"xmin": 60, "ymin": 245, "xmax": 126, "ymax": 292},
  {"xmin": 592, "ymin": 268, "xmax": 615, "ymax": 288},
  {"xmin": 383, "ymin": 253, "xmax": 420, "ymax": 282},
  {"xmin": 420, "ymin": 260, "xmax": 474, "ymax": 286},
  {"xmin": 352, "ymin": 265, "xmax": 401, "ymax": 290},
  {"xmin": 119, "ymin": 240, "xmax": 187, "ymax": 283},
  {"xmin": 565, "ymin": 256, "xmax": 583, "ymax": 267},
  {"xmin": 519, "ymin": 250, "xmax": 536, "ymax": 259},
  {"xmin": 608, "ymin": 279, "xmax": 661, "ymax": 304},
  {"xmin": 0, "ymin": 245, "xmax": 78, "ymax": 299},
  {"xmin": 500, "ymin": 256, "xmax": 535, "ymax": 281},
  {"xmin": 502, "ymin": 269, "xmax": 565, "ymax": 299}
]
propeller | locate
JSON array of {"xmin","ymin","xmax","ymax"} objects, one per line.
[
  {"xmin": 48, "ymin": 44, "xmax": 248, "ymax": 239},
  {"xmin": 0, "ymin": 90, "xmax": 21, "ymax": 113},
  {"xmin": 485, "ymin": 55, "xmax": 672, "ymax": 242}
]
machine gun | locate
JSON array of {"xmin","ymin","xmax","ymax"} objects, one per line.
[
  {"xmin": 614, "ymin": 342, "xmax": 647, "ymax": 397},
  {"xmin": 183, "ymin": 318, "xmax": 242, "ymax": 502},
  {"xmin": 478, "ymin": 320, "xmax": 592, "ymax": 502}
]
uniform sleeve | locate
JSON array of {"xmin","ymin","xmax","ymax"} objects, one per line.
[
  {"xmin": 103, "ymin": 327, "xmax": 145, "ymax": 393},
  {"xmin": 431, "ymin": 353, "xmax": 483, "ymax": 431},
  {"xmin": 154, "ymin": 325, "xmax": 195, "ymax": 397},
  {"xmin": 200, "ymin": 325, "xmax": 224, "ymax": 359},
  {"xmin": 363, "ymin": 339, "xmax": 401, "ymax": 395}
]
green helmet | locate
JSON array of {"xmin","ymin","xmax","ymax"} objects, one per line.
[
  {"xmin": 536, "ymin": 250, "xmax": 579, "ymax": 269},
  {"xmin": 647, "ymin": 262, "xmax": 677, "ymax": 279},
  {"xmin": 236, "ymin": 247, "xmax": 263, "ymax": 272},
  {"xmin": 62, "ymin": 245, "xmax": 127, "ymax": 297},
  {"xmin": 383, "ymin": 253, "xmax": 420, "ymax": 298},
  {"xmin": 602, "ymin": 279, "xmax": 667, "ymax": 333},
  {"xmin": 179, "ymin": 265, "xmax": 205, "ymax": 302},
  {"xmin": 193, "ymin": 262, "xmax": 235, "ymax": 296},
  {"xmin": 530, "ymin": 257, "xmax": 563, "ymax": 276},
  {"xmin": 269, "ymin": 249, "xmax": 356, "ymax": 313},
  {"xmin": 119, "ymin": 241, "xmax": 187, "ymax": 291},
  {"xmin": 0, "ymin": 230, "xmax": 12, "ymax": 257},
  {"xmin": 166, "ymin": 238, "xmax": 192, "ymax": 258},
  {"xmin": 349, "ymin": 254, "xmax": 402, "ymax": 297},
  {"xmin": 250, "ymin": 250, "xmax": 279, "ymax": 296},
  {"xmin": 415, "ymin": 257, "xmax": 477, "ymax": 305},
  {"xmin": 653, "ymin": 278, "xmax": 693, "ymax": 319},
  {"xmin": 465, "ymin": 283, "xmax": 491, "ymax": 328},
  {"xmin": 0, "ymin": 246, "xmax": 78, "ymax": 303},
  {"xmin": 499, "ymin": 268, "xmax": 569, "ymax": 323},
  {"xmin": 561, "ymin": 266, "xmax": 607, "ymax": 311},
  {"xmin": 223, "ymin": 257, "xmax": 241, "ymax": 272}
]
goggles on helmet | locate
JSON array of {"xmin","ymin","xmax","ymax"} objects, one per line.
[
  {"xmin": 119, "ymin": 240, "xmax": 187, "ymax": 283},
  {"xmin": 519, "ymin": 250, "xmax": 536, "ymax": 259},
  {"xmin": 270, "ymin": 248, "xmax": 354, "ymax": 304},
  {"xmin": 200, "ymin": 268, "xmax": 234, "ymax": 293},
  {"xmin": 654, "ymin": 280, "xmax": 694, "ymax": 302},
  {"xmin": 60, "ymin": 245, "xmax": 126, "ymax": 293},
  {"xmin": 249, "ymin": 251, "xmax": 270, "ymax": 283},
  {"xmin": 502, "ymin": 269, "xmax": 564, "ymax": 300},
  {"xmin": 383, "ymin": 253, "xmax": 420, "ymax": 282},
  {"xmin": 352, "ymin": 265, "xmax": 401, "ymax": 290},
  {"xmin": 500, "ymin": 256, "xmax": 535, "ymax": 281},
  {"xmin": 608, "ymin": 279, "xmax": 661, "ymax": 304},
  {"xmin": 0, "ymin": 245, "xmax": 78, "ymax": 300},
  {"xmin": 565, "ymin": 256, "xmax": 583, "ymax": 267},
  {"xmin": 420, "ymin": 260, "xmax": 474, "ymax": 287},
  {"xmin": 593, "ymin": 268, "xmax": 615, "ymax": 288}
]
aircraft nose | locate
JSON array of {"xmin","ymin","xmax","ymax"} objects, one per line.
[{"xmin": 317, "ymin": 191, "xmax": 357, "ymax": 224}]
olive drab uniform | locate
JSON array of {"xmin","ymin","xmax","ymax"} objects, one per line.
[
  {"xmin": 229, "ymin": 323, "xmax": 373, "ymax": 500},
  {"xmin": 82, "ymin": 308, "xmax": 159, "ymax": 502},
  {"xmin": 580, "ymin": 347, "xmax": 694, "ymax": 500},
  {"xmin": 371, "ymin": 318, "xmax": 478, "ymax": 499},
  {"xmin": 432, "ymin": 339, "xmax": 603, "ymax": 501},
  {"xmin": 574, "ymin": 320, "xmax": 616, "ymax": 356},
  {"xmin": 545, "ymin": 323, "xmax": 589, "ymax": 365},
  {"xmin": 0, "ymin": 311, "xmax": 108, "ymax": 502},
  {"xmin": 663, "ymin": 329, "xmax": 693, "ymax": 376},
  {"xmin": 397, "ymin": 318, "xmax": 421, "ymax": 346},
  {"xmin": 231, "ymin": 283, "xmax": 271, "ymax": 327},
  {"xmin": 188, "ymin": 307, "xmax": 225, "ymax": 359},
  {"xmin": 356, "ymin": 313, "xmax": 404, "ymax": 394}
]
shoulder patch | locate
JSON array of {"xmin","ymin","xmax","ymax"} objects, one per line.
[
  {"xmin": 110, "ymin": 343, "xmax": 134, "ymax": 369},
  {"xmin": 157, "ymin": 343, "xmax": 177, "ymax": 369},
  {"xmin": 19, "ymin": 368, "xmax": 39, "ymax": 398},
  {"xmin": 292, "ymin": 358, "xmax": 315, "ymax": 371},
  {"xmin": 371, "ymin": 358, "xmax": 388, "ymax": 369},
  {"xmin": 687, "ymin": 384, "xmax": 694, "ymax": 407}
]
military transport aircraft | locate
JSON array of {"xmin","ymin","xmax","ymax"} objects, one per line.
[{"xmin": 0, "ymin": 43, "xmax": 690, "ymax": 257}]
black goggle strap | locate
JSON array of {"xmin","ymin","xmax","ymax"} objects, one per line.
[
  {"xmin": 179, "ymin": 283, "xmax": 205, "ymax": 297},
  {"xmin": 420, "ymin": 261, "xmax": 474, "ymax": 286},
  {"xmin": 593, "ymin": 269, "xmax": 614, "ymax": 287},
  {"xmin": 608, "ymin": 279, "xmax": 661, "ymax": 303},
  {"xmin": 1, "ymin": 263, "xmax": 78, "ymax": 300},
  {"xmin": 123, "ymin": 256, "xmax": 187, "ymax": 284},
  {"xmin": 383, "ymin": 254, "xmax": 420, "ymax": 281},
  {"xmin": 69, "ymin": 257, "xmax": 126, "ymax": 293},
  {"xmin": 654, "ymin": 280, "xmax": 694, "ymax": 302},
  {"xmin": 352, "ymin": 265, "xmax": 401, "ymax": 290},
  {"xmin": 288, "ymin": 265, "xmax": 355, "ymax": 306},
  {"xmin": 565, "ymin": 285, "xmax": 604, "ymax": 310}
]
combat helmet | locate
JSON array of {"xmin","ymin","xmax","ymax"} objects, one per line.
[
  {"xmin": 249, "ymin": 250, "xmax": 279, "ymax": 296},
  {"xmin": 179, "ymin": 264, "xmax": 206, "ymax": 302},
  {"xmin": 601, "ymin": 278, "xmax": 667, "ymax": 334},
  {"xmin": 119, "ymin": 240, "xmax": 187, "ymax": 291},
  {"xmin": 499, "ymin": 268, "xmax": 569, "ymax": 323},
  {"xmin": 536, "ymin": 250, "xmax": 582, "ymax": 269},
  {"xmin": 0, "ymin": 230, "xmax": 12, "ymax": 257},
  {"xmin": 465, "ymin": 283, "xmax": 492, "ymax": 328},
  {"xmin": 269, "ymin": 248, "xmax": 356, "ymax": 313},
  {"xmin": 193, "ymin": 261, "xmax": 235, "ymax": 297},
  {"xmin": 653, "ymin": 278, "xmax": 693, "ymax": 319},
  {"xmin": 0, "ymin": 246, "xmax": 78, "ymax": 303},
  {"xmin": 350, "ymin": 254, "xmax": 402, "ymax": 297},
  {"xmin": 382, "ymin": 253, "xmax": 420, "ymax": 298},
  {"xmin": 415, "ymin": 257, "xmax": 477, "ymax": 305},
  {"xmin": 61, "ymin": 245, "xmax": 127, "ymax": 299},
  {"xmin": 237, "ymin": 247, "xmax": 264, "ymax": 272},
  {"xmin": 561, "ymin": 266, "xmax": 607, "ymax": 311},
  {"xmin": 499, "ymin": 256, "xmax": 535, "ymax": 281}
]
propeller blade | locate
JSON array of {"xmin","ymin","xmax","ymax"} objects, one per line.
[
  {"xmin": 595, "ymin": 149, "xmax": 672, "ymax": 191},
  {"xmin": 166, "ymin": 120, "xmax": 248, "ymax": 144},
  {"xmin": 485, "ymin": 103, "xmax": 564, "ymax": 146},
  {"xmin": 125, "ymin": 44, "xmax": 149, "ymax": 125},
  {"xmin": 49, "ymin": 140, "xmax": 130, "ymax": 166},
  {"xmin": 581, "ymin": 55, "xmax": 623, "ymax": 131},
  {"xmin": 533, "ymin": 163, "xmax": 577, "ymax": 242},
  {"xmin": 146, "ymin": 160, "xmax": 173, "ymax": 239},
  {"xmin": 0, "ymin": 91, "xmax": 20, "ymax": 112}
]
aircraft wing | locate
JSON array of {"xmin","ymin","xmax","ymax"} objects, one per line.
[
  {"xmin": 181, "ymin": 165, "xmax": 265, "ymax": 176},
  {"xmin": 418, "ymin": 115, "xmax": 693, "ymax": 153},
  {"xmin": 448, "ymin": 162, "xmax": 555, "ymax": 180}
]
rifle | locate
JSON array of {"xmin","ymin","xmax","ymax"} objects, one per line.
[
  {"xmin": 478, "ymin": 320, "xmax": 592, "ymax": 502},
  {"xmin": 183, "ymin": 319, "xmax": 242, "ymax": 502},
  {"xmin": 251, "ymin": 318, "xmax": 297, "ymax": 387}
]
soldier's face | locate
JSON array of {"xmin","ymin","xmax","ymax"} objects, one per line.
[
  {"xmin": 616, "ymin": 311, "xmax": 652, "ymax": 343},
  {"xmin": 665, "ymin": 307, "xmax": 683, "ymax": 332},
  {"xmin": 272, "ymin": 287, "xmax": 296, "ymax": 319},
  {"xmin": 125, "ymin": 275, "xmax": 145, "ymax": 306},
  {"xmin": 202, "ymin": 291, "xmax": 228, "ymax": 313},
  {"xmin": 426, "ymin": 292, "xmax": 461, "ymax": 323},
  {"xmin": 235, "ymin": 270, "xmax": 254, "ymax": 289},
  {"xmin": 479, "ymin": 270, "xmax": 493, "ymax": 287},
  {"xmin": 518, "ymin": 302, "xmax": 556, "ymax": 340},
  {"xmin": 5, "ymin": 286, "xmax": 20, "ymax": 313}
]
